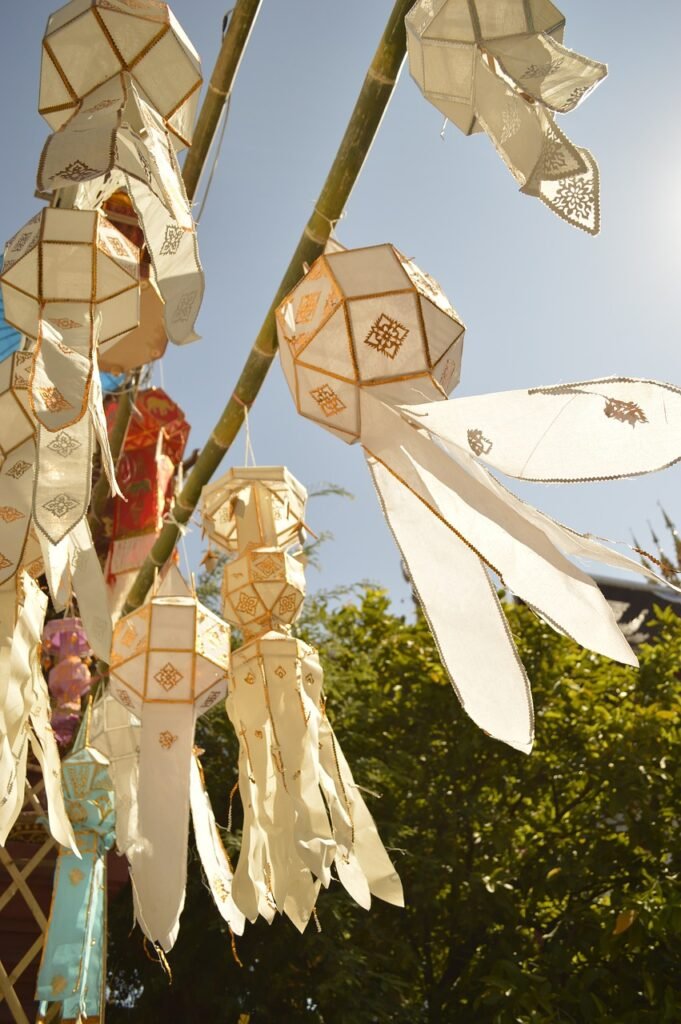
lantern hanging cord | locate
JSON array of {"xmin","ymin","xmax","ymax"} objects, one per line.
[
  {"xmin": 313, "ymin": 206, "xmax": 347, "ymax": 239},
  {"xmin": 243, "ymin": 404, "xmax": 257, "ymax": 467},
  {"xmin": 195, "ymin": 92, "xmax": 232, "ymax": 224}
]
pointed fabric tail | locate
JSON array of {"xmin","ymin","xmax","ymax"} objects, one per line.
[
  {"xmin": 400, "ymin": 378, "xmax": 681, "ymax": 485},
  {"xmin": 361, "ymin": 392, "xmax": 637, "ymax": 670},
  {"xmin": 368, "ymin": 455, "xmax": 534, "ymax": 753},
  {"xmin": 189, "ymin": 754, "xmax": 245, "ymax": 936}
]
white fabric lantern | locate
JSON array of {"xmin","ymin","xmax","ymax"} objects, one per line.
[
  {"xmin": 406, "ymin": 0, "xmax": 606, "ymax": 233},
  {"xmin": 277, "ymin": 248, "xmax": 681, "ymax": 754},
  {"xmin": 202, "ymin": 466, "xmax": 309, "ymax": 555},
  {"xmin": 39, "ymin": 0, "xmax": 202, "ymax": 150},
  {"xmin": 109, "ymin": 565, "xmax": 234, "ymax": 950},
  {"xmin": 90, "ymin": 690, "xmax": 141, "ymax": 856}
]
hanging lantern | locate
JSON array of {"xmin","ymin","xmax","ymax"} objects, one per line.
[
  {"xmin": 0, "ymin": 351, "xmax": 38, "ymax": 585},
  {"xmin": 0, "ymin": 207, "xmax": 139, "ymax": 344},
  {"xmin": 109, "ymin": 566, "xmax": 234, "ymax": 950},
  {"xmin": 202, "ymin": 465, "xmax": 308, "ymax": 555},
  {"xmin": 38, "ymin": 71, "xmax": 204, "ymax": 345},
  {"xmin": 39, "ymin": 0, "xmax": 202, "ymax": 150},
  {"xmin": 105, "ymin": 388, "xmax": 189, "ymax": 615},
  {"xmin": 276, "ymin": 248, "xmax": 681, "ymax": 754},
  {"xmin": 405, "ymin": 0, "xmax": 606, "ymax": 233},
  {"xmin": 36, "ymin": 718, "xmax": 115, "ymax": 1024},
  {"xmin": 43, "ymin": 617, "xmax": 92, "ymax": 747},
  {"xmin": 204, "ymin": 466, "xmax": 403, "ymax": 931}
]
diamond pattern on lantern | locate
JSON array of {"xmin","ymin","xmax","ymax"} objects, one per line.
[
  {"xmin": 0, "ymin": 507, "xmax": 24, "ymax": 524},
  {"xmin": 252, "ymin": 553, "xmax": 283, "ymax": 580},
  {"xmin": 0, "ymin": 554, "xmax": 12, "ymax": 571},
  {"xmin": 47, "ymin": 432, "xmax": 81, "ymax": 458},
  {"xmin": 274, "ymin": 666, "xmax": 287, "ymax": 679},
  {"xmin": 236, "ymin": 594, "xmax": 258, "ymax": 616},
  {"xmin": 296, "ymin": 291, "xmax": 322, "ymax": 325},
  {"xmin": 154, "ymin": 662, "xmax": 183, "ymax": 692},
  {"xmin": 364, "ymin": 314, "xmax": 409, "ymax": 359},
  {"xmin": 221, "ymin": 548, "xmax": 306, "ymax": 634},
  {"xmin": 276, "ymin": 244, "xmax": 465, "ymax": 443},
  {"xmin": 42, "ymin": 494, "xmax": 78, "ymax": 519}
]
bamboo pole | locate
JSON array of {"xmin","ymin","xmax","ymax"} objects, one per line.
[
  {"xmin": 120, "ymin": 0, "xmax": 413, "ymax": 617},
  {"xmin": 88, "ymin": 0, "xmax": 263, "ymax": 544}
]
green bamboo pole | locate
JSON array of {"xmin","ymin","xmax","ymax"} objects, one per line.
[
  {"xmin": 88, "ymin": 0, "xmax": 262, "ymax": 544},
  {"xmin": 120, "ymin": 0, "xmax": 413, "ymax": 617}
]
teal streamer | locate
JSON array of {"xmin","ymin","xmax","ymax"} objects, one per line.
[{"xmin": 36, "ymin": 739, "xmax": 116, "ymax": 1022}]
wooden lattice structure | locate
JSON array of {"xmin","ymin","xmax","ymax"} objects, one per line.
[{"xmin": 0, "ymin": 770, "xmax": 59, "ymax": 1024}]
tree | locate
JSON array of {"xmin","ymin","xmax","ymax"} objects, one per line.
[{"xmin": 106, "ymin": 589, "xmax": 681, "ymax": 1023}]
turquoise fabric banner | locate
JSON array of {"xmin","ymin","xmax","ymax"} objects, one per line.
[{"xmin": 36, "ymin": 737, "xmax": 115, "ymax": 1023}]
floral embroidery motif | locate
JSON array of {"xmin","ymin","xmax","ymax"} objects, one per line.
[
  {"xmin": 295, "ymin": 291, "xmax": 322, "ymax": 325},
  {"xmin": 6, "ymin": 460, "xmax": 32, "ymax": 480},
  {"xmin": 467, "ymin": 429, "xmax": 493, "ymax": 457},
  {"xmin": 154, "ymin": 662, "xmax": 183, "ymax": 691},
  {"xmin": 499, "ymin": 102, "xmax": 521, "ymax": 144},
  {"xmin": 252, "ymin": 554, "xmax": 281, "ymax": 580},
  {"xmin": 47, "ymin": 432, "xmax": 81, "ymax": 459},
  {"xmin": 42, "ymin": 494, "xmax": 78, "ymax": 519},
  {"xmin": 213, "ymin": 876, "xmax": 230, "ymax": 902},
  {"xmin": 553, "ymin": 175, "xmax": 595, "ymax": 222},
  {"xmin": 538, "ymin": 126, "xmax": 570, "ymax": 176},
  {"xmin": 159, "ymin": 223, "xmax": 184, "ymax": 256},
  {"xmin": 236, "ymin": 593, "xmax": 258, "ymax": 615},
  {"xmin": 244, "ymin": 672, "xmax": 256, "ymax": 686},
  {"xmin": 26, "ymin": 558, "xmax": 44, "ymax": 578},
  {"xmin": 0, "ymin": 554, "xmax": 13, "ymax": 571},
  {"xmin": 69, "ymin": 868, "xmax": 85, "ymax": 886},
  {"xmin": 117, "ymin": 689, "xmax": 133, "ymax": 709},
  {"xmin": 310, "ymin": 383, "xmax": 346, "ymax": 418},
  {"xmin": 83, "ymin": 97, "xmax": 118, "ymax": 114},
  {"xmin": 0, "ymin": 507, "xmax": 24, "ymax": 523},
  {"xmin": 56, "ymin": 160, "xmax": 96, "ymax": 182},
  {"xmin": 274, "ymin": 665, "xmax": 286, "ymax": 679},
  {"xmin": 103, "ymin": 233, "xmax": 131, "ymax": 259},
  {"xmin": 364, "ymin": 314, "xmax": 409, "ymax": 359},
  {"xmin": 49, "ymin": 317, "xmax": 81, "ymax": 331},
  {"xmin": 173, "ymin": 290, "xmax": 198, "ymax": 323},
  {"xmin": 278, "ymin": 594, "xmax": 297, "ymax": 615},
  {"xmin": 604, "ymin": 399, "xmax": 648, "ymax": 427},
  {"xmin": 521, "ymin": 58, "xmax": 565, "ymax": 80},
  {"xmin": 159, "ymin": 731, "xmax": 178, "ymax": 750},
  {"xmin": 38, "ymin": 386, "xmax": 72, "ymax": 413},
  {"xmin": 201, "ymin": 692, "xmax": 219, "ymax": 709}
]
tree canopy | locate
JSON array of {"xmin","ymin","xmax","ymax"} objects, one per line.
[{"xmin": 107, "ymin": 588, "xmax": 681, "ymax": 1023}]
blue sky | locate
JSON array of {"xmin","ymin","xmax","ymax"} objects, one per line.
[{"xmin": 2, "ymin": 1, "xmax": 680, "ymax": 613}]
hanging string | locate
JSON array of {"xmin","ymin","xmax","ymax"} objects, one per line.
[
  {"xmin": 242, "ymin": 403, "xmax": 257, "ymax": 467},
  {"xmin": 195, "ymin": 93, "xmax": 232, "ymax": 224}
]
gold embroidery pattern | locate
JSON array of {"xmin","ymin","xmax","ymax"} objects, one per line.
[
  {"xmin": 69, "ymin": 868, "xmax": 85, "ymax": 886},
  {"xmin": 26, "ymin": 558, "xmax": 44, "ymax": 578},
  {"xmin": 159, "ymin": 731, "xmax": 178, "ymax": 750},
  {"xmin": 56, "ymin": 159, "xmax": 96, "ymax": 182},
  {"xmin": 159, "ymin": 223, "xmax": 184, "ymax": 256},
  {"xmin": 0, "ymin": 554, "xmax": 13, "ymax": 571},
  {"xmin": 467, "ymin": 429, "xmax": 493, "ymax": 457},
  {"xmin": 274, "ymin": 665, "xmax": 286, "ymax": 679},
  {"xmin": 201, "ymin": 691, "xmax": 219, "ymax": 709},
  {"xmin": 521, "ymin": 58, "xmax": 565, "ymax": 79},
  {"xmin": 278, "ymin": 594, "xmax": 297, "ymax": 615},
  {"xmin": 42, "ymin": 494, "xmax": 78, "ymax": 519},
  {"xmin": 50, "ymin": 317, "xmax": 81, "ymax": 330},
  {"xmin": 364, "ymin": 314, "xmax": 409, "ymax": 359},
  {"xmin": 252, "ymin": 554, "xmax": 281, "ymax": 580},
  {"xmin": 38, "ymin": 386, "xmax": 72, "ymax": 413},
  {"xmin": 500, "ymin": 102, "xmax": 521, "ymax": 144},
  {"xmin": 66, "ymin": 765, "xmax": 91, "ymax": 799},
  {"xmin": 213, "ymin": 876, "xmax": 230, "ymax": 902},
  {"xmin": 236, "ymin": 593, "xmax": 258, "ymax": 615},
  {"xmin": 173, "ymin": 290, "xmax": 198, "ymax": 323},
  {"xmin": 103, "ymin": 233, "xmax": 131, "ymax": 259},
  {"xmin": 310, "ymin": 384, "xmax": 346, "ymax": 418},
  {"xmin": 47, "ymin": 432, "xmax": 81, "ymax": 459},
  {"xmin": 244, "ymin": 673, "xmax": 255, "ymax": 685},
  {"xmin": 117, "ymin": 689, "xmax": 133, "ymax": 709},
  {"xmin": 6, "ymin": 460, "xmax": 32, "ymax": 480},
  {"xmin": 83, "ymin": 97, "xmax": 119, "ymax": 113},
  {"xmin": 295, "ymin": 291, "xmax": 322, "ymax": 325},
  {"xmin": 51, "ymin": 975, "xmax": 67, "ymax": 997},
  {"xmin": 604, "ymin": 398, "xmax": 648, "ymax": 427},
  {"xmin": 154, "ymin": 662, "xmax": 183, "ymax": 692},
  {"xmin": 0, "ymin": 507, "xmax": 24, "ymax": 523}
]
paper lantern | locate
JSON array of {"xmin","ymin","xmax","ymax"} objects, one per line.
[
  {"xmin": 0, "ymin": 207, "xmax": 139, "ymax": 344},
  {"xmin": 202, "ymin": 466, "xmax": 308, "ymax": 555},
  {"xmin": 109, "ymin": 566, "xmax": 234, "ymax": 949},
  {"xmin": 275, "ymin": 244, "xmax": 465, "ymax": 443},
  {"xmin": 206, "ymin": 466, "xmax": 403, "ymax": 931},
  {"xmin": 39, "ymin": 73, "xmax": 204, "ymax": 345},
  {"xmin": 43, "ymin": 617, "xmax": 92, "ymax": 746},
  {"xmin": 221, "ymin": 548, "xmax": 306, "ymax": 639},
  {"xmin": 36, "ymin": 723, "xmax": 115, "ymax": 1023},
  {"xmin": 39, "ymin": 0, "xmax": 202, "ymax": 150},
  {"xmin": 405, "ymin": 0, "xmax": 606, "ymax": 233},
  {"xmin": 277, "ymin": 250, "xmax": 681, "ymax": 754}
]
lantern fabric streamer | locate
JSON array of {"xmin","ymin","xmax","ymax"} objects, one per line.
[
  {"xmin": 203, "ymin": 466, "xmax": 403, "ymax": 931},
  {"xmin": 36, "ymin": 718, "xmax": 115, "ymax": 1024},
  {"xmin": 405, "ymin": 0, "xmax": 606, "ymax": 233},
  {"xmin": 39, "ymin": 72, "xmax": 204, "ymax": 345},
  {"xmin": 109, "ymin": 566, "xmax": 233, "ymax": 950},
  {"xmin": 0, "ymin": 261, "xmax": 22, "ymax": 363},
  {"xmin": 90, "ymin": 690, "xmax": 140, "ymax": 857},
  {"xmin": 39, "ymin": 0, "xmax": 203, "ymax": 151},
  {"xmin": 276, "ymin": 245, "xmax": 681, "ymax": 754}
]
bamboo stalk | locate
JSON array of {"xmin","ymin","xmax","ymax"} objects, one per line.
[
  {"xmin": 88, "ymin": 0, "xmax": 262, "ymax": 545},
  {"xmin": 120, "ymin": 0, "xmax": 413, "ymax": 617}
]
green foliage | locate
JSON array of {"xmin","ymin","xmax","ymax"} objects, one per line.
[{"xmin": 107, "ymin": 593, "xmax": 681, "ymax": 1023}]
